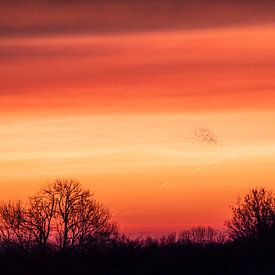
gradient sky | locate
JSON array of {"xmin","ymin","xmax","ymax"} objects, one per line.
[{"xmin": 1, "ymin": 1, "xmax": 275, "ymax": 236}]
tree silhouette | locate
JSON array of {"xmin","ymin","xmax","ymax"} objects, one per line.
[
  {"xmin": 0, "ymin": 179, "xmax": 117, "ymax": 251},
  {"xmin": 0, "ymin": 200, "xmax": 33, "ymax": 249},
  {"xmin": 26, "ymin": 187, "xmax": 56, "ymax": 249},
  {"xmin": 42, "ymin": 179, "xmax": 118, "ymax": 251},
  {"xmin": 179, "ymin": 226, "xmax": 226, "ymax": 245},
  {"xmin": 226, "ymin": 187, "xmax": 275, "ymax": 241},
  {"xmin": 0, "ymin": 185, "xmax": 274, "ymax": 274}
]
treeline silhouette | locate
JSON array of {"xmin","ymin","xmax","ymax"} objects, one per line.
[{"xmin": 0, "ymin": 179, "xmax": 274, "ymax": 275}]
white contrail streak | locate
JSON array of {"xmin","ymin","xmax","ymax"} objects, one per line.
[
  {"xmin": 160, "ymin": 181, "xmax": 171, "ymax": 189},
  {"xmin": 188, "ymin": 152, "xmax": 235, "ymax": 176}
]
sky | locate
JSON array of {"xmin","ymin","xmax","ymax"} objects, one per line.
[{"xmin": 1, "ymin": 0, "xmax": 275, "ymax": 236}]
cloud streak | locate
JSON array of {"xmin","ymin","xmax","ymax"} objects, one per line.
[
  {"xmin": 1, "ymin": 26, "xmax": 275, "ymax": 116},
  {"xmin": 1, "ymin": 1, "xmax": 275, "ymax": 36}
]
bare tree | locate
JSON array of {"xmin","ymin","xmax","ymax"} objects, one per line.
[
  {"xmin": 178, "ymin": 226, "xmax": 225, "ymax": 245},
  {"xmin": 226, "ymin": 187, "xmax": 275, "ymax": 241},
  {"xmin": 26, "ymin": 186, "xmax": 56, "ymax": 249},
  {"xmin": 0, "ymin": 179, "xmax": 117, "ymax": 251},
  {"xmin": 69, "ymin": 193, "xmax": 117, "ymax": 247},
  {"xmin": 0, "ymin": 200, "xmax": 33, "ymax": 250},
  {"xmin": 43, "ymin": 179, "xmax": 118, "ymax": 251}
]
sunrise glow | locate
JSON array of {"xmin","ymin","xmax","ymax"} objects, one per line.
[{"xmin": 1, "ymin": 1, "xmax": 275, "ymax": 237}]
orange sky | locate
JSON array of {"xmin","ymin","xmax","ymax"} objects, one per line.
[
  {"xmin": 1, "ymin": 1, "xmax": 275, "ymax": 236},
  {"xmin": 1, "ymin": 25, "xmax": 275, "ymax": 115}
]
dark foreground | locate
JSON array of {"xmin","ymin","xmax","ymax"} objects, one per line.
[{"xmin": 0, "ymin": 240, "xmax": 274, "ymax": 275}]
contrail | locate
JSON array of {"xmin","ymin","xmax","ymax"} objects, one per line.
[
  {"xmin": 208, "ymin": 152, "xmax": 235, "ymax": 166},
  {"xmin": 160, "ymin": 181, "xmax": 171, "ymax": 189},
  {"xmin": 188, "ymin": 152, "xmax": 235, "ymax": 176},
  {"xmin": 160, "ymin": 153, "xmax": 235, "ymax": 188}
]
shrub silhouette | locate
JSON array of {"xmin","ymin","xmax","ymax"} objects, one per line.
[{"xmin": 178, "ymin": 226, "xmax": 226, "ymax": 245}]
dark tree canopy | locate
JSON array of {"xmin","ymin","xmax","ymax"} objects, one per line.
[{"xmin": 0, "ymin": 184, "xmax": 274, "ymax": 274}]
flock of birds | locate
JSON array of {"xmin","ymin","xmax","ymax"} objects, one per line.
[
  {"xmin": 160, "ymin": 127, "xmax": 230, "ymax": 189},
  {"xmin": 189, "ymin": 127, "xmax": 221, "ymax": 146}
]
